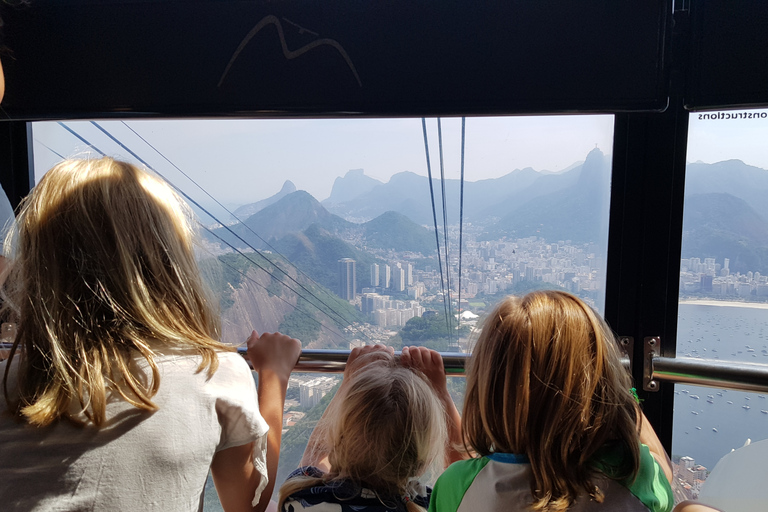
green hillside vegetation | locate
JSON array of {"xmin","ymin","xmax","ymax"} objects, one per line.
[
  {"xmin": 273, "ymin": 223, "xmax": 383, "ymax": 293},
  {"xmin": 277, "ymin": 286, "xmax": 362, "ymax": 345},
  {"xmin": 361, "ymin": 211, "xmax": 435, "ymax": 255},
  {"xmin": 400, "ymin": 312, "xmax": 470, "ymax": 351}
]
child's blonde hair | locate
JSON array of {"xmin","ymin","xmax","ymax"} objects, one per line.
[
  {"xmin": 279, "ymin": 351, "xmax": 447, "ymax": 512},
  {"xmin": 463, "ymin": 290, "xmax": 639, "ymax": 512},
  {"xmin": 2, "ymin": 157, "xmax": 231, "ymax": 427}
]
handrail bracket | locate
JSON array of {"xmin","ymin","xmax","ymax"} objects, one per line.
[{"xmin": 643, "ymin": 336, "xmax": 660, "ymax": 392}]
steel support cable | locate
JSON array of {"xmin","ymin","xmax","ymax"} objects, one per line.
[
  {"xmin": 436, "ymin": 119, "xmax": 453, "ymax": 345},
  {"xmin": 119, "ymin": 121, "xmax": 330, "ymax": 304},
  {"xmin": 34, "ymin": 139, "xmax": 67, "ymax": 160},
  {"xmin": 197, "ymin": 241, "xmax": 350, "ymax": 345},
  {"xmin": 57, "ymin": 122, "xmax": 106, "ymax": 156},
  {"xmin": 81, "ymin": 122, "xmax": 373, "ymax": 342},
  {"xmin": 421, "ymin": 118, "xmax": 451, "ymax": 334},
  {"xmin": 457, "ymin": 117, "xmax": 466, "ymax": 335}
]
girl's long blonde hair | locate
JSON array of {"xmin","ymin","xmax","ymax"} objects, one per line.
[
  {"xmin": 2, "ymin": 157, "xmax": 231, "ymax": 427},
  {"xmin": 463, "ymin": 290, "xmax": 639, "ymax": 512},
  {"xmin": 279, "ymin": 352, "xmax": 447, "ymax": 512}
]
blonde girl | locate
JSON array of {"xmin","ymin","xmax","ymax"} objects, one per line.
[
  {"xmin": 279, "ymin": 345, "xmax": 463, "ymax": 512},
  {"xmin": 0, "ymin": 158, "xmax": 301, "ymax": 511},
  {"xmin": 430, "ymin": 290, "xmax": 674, "ymax": 512}
]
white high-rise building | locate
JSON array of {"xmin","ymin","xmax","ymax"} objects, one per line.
[
  {"xmin": 370, "ymin": 263, "xmax": 380, "ymax": 287},
  {"xmin": 338, "ymin": 258, "xmax": 356, "ymax": 301}
]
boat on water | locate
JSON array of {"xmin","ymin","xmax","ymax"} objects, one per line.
[
  {"xmin": 692, "ymin": 411, "xmax": 699, "ymax": 415},
  {"xmin": 728, "ymin": 401, "xmax": 733, "ymax": 404},
  {"xmin": 761, "ymin": 410, "xmax": 768, "ymax": 414},
  {"xmin": 713, "ymin": 428, "xmax": 718, "ymax": 432},
  {"xmin": 707, "ymin": 399, "xmax": 714, "ymax": 404},
  {"xmin": 743, "ymin": 405, "xmax": 751, "ymax": 410},
  {"xmin": 696, "ymin": 426, "xmax": 702, "ymax": 430},
  {"xmin": 691, "ymin": 395, "xmax": 700, "ymax": 399}
]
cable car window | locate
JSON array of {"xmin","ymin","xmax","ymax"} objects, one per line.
[
  {"xmin": 31, "ymin": 115, "xmax": 614, "ymax": 508},
  {"xmin": 672, "ymin": 107, "xmax": 768, "ymax": 506}
]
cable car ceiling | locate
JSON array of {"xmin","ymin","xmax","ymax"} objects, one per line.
[{"xmin": 1, "ymin": 0, "xmax": 671, "ymax": 120}]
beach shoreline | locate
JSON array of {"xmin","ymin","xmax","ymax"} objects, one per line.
[{"xmin": 679, "ymin": 299, "xmax": 768, "ymax": 310}]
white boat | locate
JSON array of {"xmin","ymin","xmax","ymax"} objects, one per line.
[
  {"xmin": 743, "ymin": 405, "xmax": 751, "ymax": 410},
  {"xmin": 713, "ymin": 428, "xmax": 718, "ymax": 432},
  {"xmin": 691, "ymin": 395, "xmax": 700, "ymax": 399}
]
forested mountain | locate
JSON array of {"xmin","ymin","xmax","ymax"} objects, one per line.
[{"xmin": 209, "ymin": 190, "xmax": 351, "ymax": 249}]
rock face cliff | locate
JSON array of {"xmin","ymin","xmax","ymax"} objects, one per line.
[
  {"xmin": 219, "ymin": 263, "xmax": 347, "ymax": 349},
  {"xmin": 220, "ymin": 266, "xmax": 294, "ymax": 345}
]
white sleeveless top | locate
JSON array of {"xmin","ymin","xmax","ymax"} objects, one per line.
[{"xmin": 0, "ymin": 348, "xmax": 268, "ymax": 511}]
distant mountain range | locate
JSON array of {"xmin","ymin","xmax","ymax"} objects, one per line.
[
  {"xmin": 681, "ymin": 160, "xmax": 768, "ymax": 274},
  {"xmin": 320, "ymin": 148, "xmax": 610, "ymax": 245},
  {"xmin": 212, "ymin": 151, "xmax": 768, "ymax": 292},
  {"xmin": 211, "ymin": 189, "xmax": 436, "ymax": 257}
]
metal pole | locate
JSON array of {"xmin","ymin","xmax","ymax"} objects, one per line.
[
  {"xmin": 652, "ymin": 356, "xmax": 768, "ymax": 394},
  {"xmin": 237, "ymin": 348, "xmax": 469, "ymax": 376}
]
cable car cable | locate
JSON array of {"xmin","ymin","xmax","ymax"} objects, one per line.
[
  {"xmin": 34, "ymin": 139, "xmax": 67, "ymax": 160},
  {"xmin": 421, "ymin": 118, "xmax": 451, "ymax": 335},
  {"xmin": 81, "ymin": 122, "xmax": 372, "ymax": 342},
  {"xmin": 56, "ymin": 122, "xmax": 106, "ymax": 156},
  {"xmin": 436, "ymin": 118, "xmax": 453, "ymax": 345},
  {"xmin": 119, "ymin": 120, "xmax": 332, "ymax": 302},
  {"xmin": 458, "ymin": 117, "xmax": 466, "ymax": 337}
]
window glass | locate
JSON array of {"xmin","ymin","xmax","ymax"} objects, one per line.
[
  {"xmin": 673, "ymin": 108, "xmax": 768, "ymax": 506},
  {"xmin": 31, "ymin": 116, "xmax": 613, "ymax": 509}
]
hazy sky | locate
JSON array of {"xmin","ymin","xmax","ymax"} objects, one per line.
[{"xmin": 31, "ymin": 109, "xmax": 768, "ymax": 216}]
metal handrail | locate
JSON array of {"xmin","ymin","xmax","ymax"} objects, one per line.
[
  {"xmin": 236, "ymin": 348, "xmax": 469, "ymax": 375},
  {"xmin": 650, "ymin": 355, "xmax": 768, "ymax": 394},
  {"xmin": 6, "ymin": 342, "xmax": 767, "ymax": 393},
  {"xmin": 0, "ymin": 342, "xmax": 472, "ymax": 375},
  {"xmin": 0, "ymin": 343, "xmax": 632, "ymax": 377}
]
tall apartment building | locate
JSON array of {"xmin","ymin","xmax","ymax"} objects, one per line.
[{"xmin": 338, "ymin": 258, "xmax": 356, "ymax": 301}]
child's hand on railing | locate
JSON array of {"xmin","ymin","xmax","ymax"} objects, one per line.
[
  {"xmin": 246, "ymin": 330, "xmax": 301, "ymax": 381},
  {"xmin": 343, "ymin": 344, "xmax": 394, "ymax": 381},
  {"xmin": 401, "ymin": 345, "xmax": 448, "ymax": 395}
]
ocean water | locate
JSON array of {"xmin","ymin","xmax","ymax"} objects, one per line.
[{"xmin": 671, "ymin": 303, "xmax": 768, "ymax": 470}]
